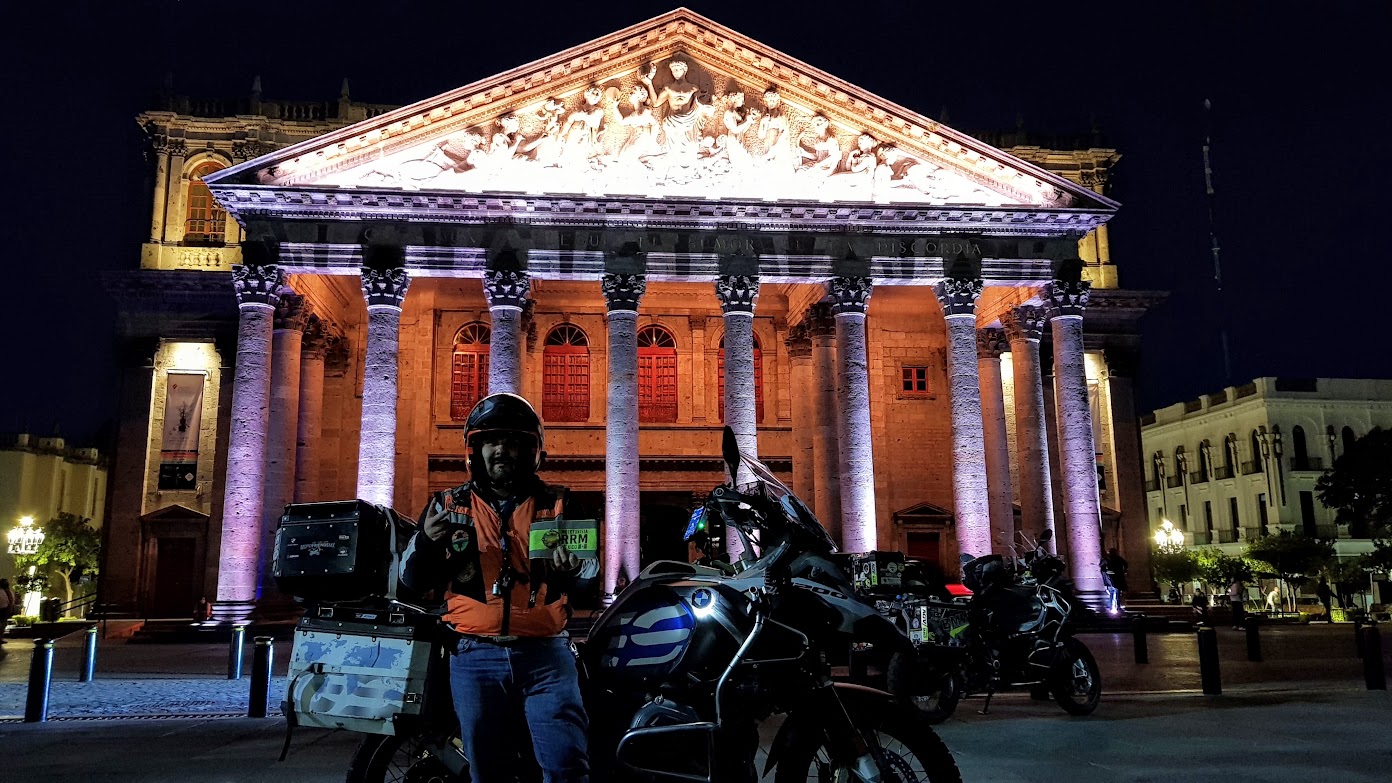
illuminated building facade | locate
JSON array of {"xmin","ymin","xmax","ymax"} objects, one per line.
[{"xmin": 103, "ymin": 9, "xmax": 1157, "ymax": 620}]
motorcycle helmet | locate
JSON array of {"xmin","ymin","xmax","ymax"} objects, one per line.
[{"xmin": 464, "ymin": 393, "xmax": 546, "ymax": 471}]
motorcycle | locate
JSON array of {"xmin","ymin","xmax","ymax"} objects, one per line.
[
  {"xmin": 886, "ymin": 529, "xmax": 1101, "ymax": 722},
  {"xmin": 344, "ymin": 427, "xmax": 961, "ymax": 782}
]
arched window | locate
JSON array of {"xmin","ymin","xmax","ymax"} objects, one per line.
[
  {"xmin": 1223, "ymin": 433, "xmax": 1237, "ymax": 477},
  {"xmin": 543, "ymin": 324, "xmax": 589, "ymax": 423},
  {"xmin": 450, "ymin": 322, "xmax": 490, "ymax": 420},
  {"xmin": 1292, "ymin": 426, "xmax": 1309, "ymax": 469},
  {"xmin": 1249, "ymin": 430, "xmax": 1264, "ymax": 473},
  {"xmin": 1173, "ymin": 446, "xmax": 1186, "ymax": 486},
  {"xmin": 637, "ymin": 325, "xmax": 678, "ymax": 423},
  {"xmin": 1198, "ymin": 440, "xmax": 1211, "ymax": 481},
  {"xmin": 717, "ymin": 334, "xmax": 764, "ymax": 423},
  {"xmin": 1151, "ymin": 452, "xmax": 1162, "ymax": 488},
  {"xmin": 1342, "ymin": 426, "xmax": 1357, "ymax": 456},
  {"xmin": 184, "ymin": 160, "xmax": 227, "ymax": 245}
]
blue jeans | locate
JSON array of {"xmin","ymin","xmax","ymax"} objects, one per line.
[{"xmin": 449, "ymin": 635, "xmax": 589, "ymax": 783}]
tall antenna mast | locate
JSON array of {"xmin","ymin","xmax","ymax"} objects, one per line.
[{"xmin": 1202, "ymin": 98, "xmax": 1234, "ymax": 385}]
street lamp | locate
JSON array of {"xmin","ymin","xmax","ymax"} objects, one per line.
[
  {"xmin": 1154, "ymin": 519, "xmax": 1185, "ymax": 552},
  {"xmin": 7, "ymin": 515, "xmax": 44, "ymax": 555}
]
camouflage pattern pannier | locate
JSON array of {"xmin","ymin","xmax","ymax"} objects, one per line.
[{"xmin": 283, "ymin": 608, "xmax": 440, "ymax": 735}]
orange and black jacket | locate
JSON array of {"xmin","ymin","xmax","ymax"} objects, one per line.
[{"xmin": 401, "ymin": 478, "xmax": 574, "ymax": 637}]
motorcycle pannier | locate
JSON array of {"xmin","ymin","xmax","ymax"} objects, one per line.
[
  {"xmin": 284, "ymin": 608, "xmax": 440, "ymax": 735},
  {"xmin": 272, "ymin": 500, "xmax": 395, "ymax": 602}
]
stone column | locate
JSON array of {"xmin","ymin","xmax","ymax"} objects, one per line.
[
  {"xmin": 1002, "ymin": 305, "xmax": 1056, "ymax": 553},
  {"xmin": 602, "ymin": 273, "xmax": 645, "ymax": 599},
  {"xmin": 977, "ymin": 329, "xmax": 1014, "ymax": 556},
  {"xmin": 785, "ymin": 323, "xmax": 815, "ymax": 507},
  {"xmin": 294, "ymin": 317, "xmax": 329, "ymax": 503},
  {"xmin": 806, "ymin": 302, "xmax": 842, "ymax": 541},
  {"xmin": 212, "ymin": 263, "xmax": 283, "ymax": 623},
  {"xmin": 830, "ymin": 277, "xmax": 876, "ymax": 553},
  {"xmin": 357, "ymin": 267, "xmax": 411, "ymax": 508},
  {"xmin": 716, "ymin": 274, "xmax": 760, "ymax": 560},
  {"xmin": 483, "ymin": 269, "xmax": 530, "ymax": 395},
  {"xmin": 935, "ymin": 279, "xmax": 991, "ymax": 558},
  {"xmin": 1046, "ymin": 280, "xmax": 1106, "ymax": 604},
  {"xmin": 260, "ymin": 294, "xmax": 308, "ymax": 594}
]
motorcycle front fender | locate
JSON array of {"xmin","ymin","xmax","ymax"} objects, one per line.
[{"xmin": 763, "ymin": 682, "xmax": 899, "ymax": 777}]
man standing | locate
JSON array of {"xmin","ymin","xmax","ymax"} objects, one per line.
[
  {"xmin": 1229, "ymin": 577, "xmax": 1247, "ymax": 630},
  {"xmin": 402, "ymin": 393, "xmax": 588, "ymax": 783},
  {"xmin": 1103, "ymin": 548, "xmax": 1129, "ymax": 611},
  {"xmin": 1317, "ymin": 577, "xmax": 1335, "ymax": 623}
]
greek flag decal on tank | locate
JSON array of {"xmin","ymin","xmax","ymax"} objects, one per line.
[{"xmin": 602, "ymin": 595, "xmax": 696, "ymax": 670}]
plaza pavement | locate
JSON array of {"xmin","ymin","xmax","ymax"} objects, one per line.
[{"xmin": 1, "ymin": 623, "xmax": 1388, "ymax": 781}]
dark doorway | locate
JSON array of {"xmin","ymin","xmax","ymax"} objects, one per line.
[
  {"xmin": 906, "ymin": 531, "xmax": 942, "ymax": 568},
  {"xmin": 1300, "ymin": 491, "xmax": 1317, "ymax": 537},
  {"xmin": 150, "ymin": 537, "xmax": 197, "ymax": 618},
  {"xmin": 640, "ymin": 492, "xmax": 695, "ymax": 567}
]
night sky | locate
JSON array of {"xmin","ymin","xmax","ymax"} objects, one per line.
[{"xmin": 3, "ymin": 1, "xmax": 1390, "ymax": 449}]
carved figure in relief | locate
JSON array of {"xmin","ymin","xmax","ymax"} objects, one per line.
[
  {"xmin": 719, "ymin": 86, "xmax": 759, "ymax": 173},
  {"xmin": 798, "ymin": 114, "xmax": 841, "ymax": 177},
  {"xmin": 520, "ymin": 98, "xmax": 566, "ymax": 166},
  {"xmin": 838, "ymin": 132, "xmax": 879, "ymax": 190},
  {"xmin": 616, "ymin": 83, "xmax": 661, "ymax": 165},
  {"xmin": 559, "ymin": 84, "xmax": 608, "ymax": 169},
  {"xmin": 641, "ymin": 57, "xmax": 715, "ymax": 178}
]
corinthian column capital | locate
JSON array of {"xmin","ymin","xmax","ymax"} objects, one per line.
[
  {"xmin": 361, "ymin": 267, "xmax": 410, "ymax": 310},
  {"xmin": 231, "ymin": 264, "xmax": 284, "ymax": 310},
  {"xmin": 1002, "ymin": 305, "xmax": 1048, "ymax": 342},
  {"xmin": 785, "ymin": 321, "xmax": 813, "ymax": 359},
  {"xmin": 483, "ymin": 269, "xmax": 531, "ymax": 311},
  {"xmin": 301, "ymin": 315, "xmax": 329, "ymax": 358},
  {"xmin": 976, "ymin": 328, "xmax": 1009, "ymax": 359},
  {"xmin": 804, "ymin": 301, "xmax": 836, "ymax": 339},
  {"xmin": 828, "ymin": 276, "xmax": 872, "ymax": 316},
  {"xmin": 1045, "ymin": 279, "xmax": 1091, "ymax": 319},
  {"xmin": 601, "ymin": 273, "xmax": 646, "ymax": 313},
  {"xmin": 715, "ymin": 275, "xmax": 760, "ymax": 315},
  {"xmin": 934, "ymin": 278, "xmax": 984, "ymax": 317},
  {"xmin": 273, "ymin": 293, "xmax": 310, "ymax": 331}
]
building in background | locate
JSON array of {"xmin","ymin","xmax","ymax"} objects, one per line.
[
  {"xmin": 1141, "ymin": 377, "xmax": 1392, "ymax": 566},
  {"xmin": 0, "ymin": 434, "xmax": 107, "ymax": 579},
  {"xmin": 103, "ymin": 9, "xmax": 1160, "ymax": 621}
]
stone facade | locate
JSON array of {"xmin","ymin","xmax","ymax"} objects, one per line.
[{"xmin": 102, "ymin": 9, "xmax": 1158, "ymax": 618}]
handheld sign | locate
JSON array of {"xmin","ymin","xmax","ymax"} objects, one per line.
[{"xmin": 528, "ymin": 518, "xmax": 599, "ymax": 560}]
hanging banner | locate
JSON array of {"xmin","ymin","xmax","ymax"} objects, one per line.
[{"xmin": 158, "ymin": 372, "xmax": 205, "ymax": 490}]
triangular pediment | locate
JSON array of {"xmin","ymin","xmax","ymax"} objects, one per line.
[{"xmin": 209, "ymin": 8, "xmax": 1109, "ymax": 212}]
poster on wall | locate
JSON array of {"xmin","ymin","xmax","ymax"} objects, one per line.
[{"xmin": 158, "ymin": 372, "xmax": 205, "ymax": 490}]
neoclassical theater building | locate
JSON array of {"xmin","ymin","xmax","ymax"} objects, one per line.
[{"xmin": 102, "ymin": 9, "xmax": 1159, "ymax": 621}]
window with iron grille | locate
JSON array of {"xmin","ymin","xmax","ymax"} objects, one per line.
[
  {"xmin": 184, "ymin": 160, "xmax": 227, "ymax": 245},
  {"xmin": 543, "ymin": 324, "xmax": 590, "ymax": 423},
  {"xmin": 450, "ymin": 322, "xmax": 490, "ymax": 421},
  {"xmin": 637, "ymin": 325, "xmax": 678, "ymax": 423},
  {"xmin": 901, "ymin": 365, "xmax": 931, "ymax": 396},
  {"xmin": 717, "ymin": 334, "xmax": 764, "ymax": 423}
]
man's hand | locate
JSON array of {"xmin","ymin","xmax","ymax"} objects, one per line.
[
  {"xmin": 422, "ymin": 498, "xmax": 452, "ymax": 543},
  {"xmin": 552, "ymin": 545, "xmax": 580, "ymax": 571}
]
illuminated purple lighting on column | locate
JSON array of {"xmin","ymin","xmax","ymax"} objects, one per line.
[
  {"xmin": 717, "ymin": 274, "xmax": 760, "ymax": 560},
  {"xmin": 602, "ymin": 273, "xmax": 644, "ymax": 599},
  {"xmin": 936, "ymin": 279, "xmax": 990, "ymax": 558},
  {"xmin": 1047, "ymin": 280, "xmax": 1106, "ymax": 604},
  {"xmin": 1003, "ymin": 305, "xmax": 1056, "ymax": 554},
  {"xmin": 977, "ymin": 329, "xmax": 1014, "ymax": 556},
  {"xmin": 830, "ymin": 277, "xmax": 876, "ymax": 553},
  {"xmin": 484, "ymin": 270, "xmax": 530, "ymax": 394},
  {"xmin": 213, "ymin": 263, "xmax": 283, "ymax": 623},
  {"xmin": 357, "ymin": 267, "xmax": 410, "ymax": 508}
]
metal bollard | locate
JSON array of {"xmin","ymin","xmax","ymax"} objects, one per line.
[
  {"xmin": 24, "ymin": 639, "xmax": 55, "ymax": 723},
  {"xmin": 1363, "ymin": 625, "xmax": 1386, "ymax": 691},
  {"xmin": 228, "ymin": 623, "xmax": 246, "ymax": 680},
  {"xmin": 248, "ymin": 636, "xmax": 274, "ymax": 718},
  {"xmin": 1354, "ymin": 618, "xmax": 1365, "ymax": 659},
  {"xmin": 1132, "ymin": 614, "xmax": 1149, "ymax": 664},
  {"xmin": 1244, "ymin": 615, "xmax": 1262, "ymax": 662},
  {"xmin": 1197, "ymin": 626, "xmax": 1222, "ymax": 695},
  {"xmin": 79, "ymin": 626, "xmax": 98, "ymax": 682}
]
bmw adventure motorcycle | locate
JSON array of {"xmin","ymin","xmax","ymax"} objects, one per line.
[
  {"xmin": 887, "ymin": 529, "xmax": 1101, "ymax": 722},
  {"xmin": 346, "ymin": 428, "xmax": 961, "ymax": 783}
]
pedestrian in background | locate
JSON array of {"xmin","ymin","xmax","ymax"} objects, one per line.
[
  {"xmin": 0, "ymin": 578, "xmax": 16, "ymax": 643},
  {"xmin": 1191, "ymin": 587, "xmax": 1210, "ymax": 626},
  {"xmin": 1317, "ymin": 577, "xmax": 1335, "ymax": 622},
  {"xmin": 1229, "ymin": 577, "xmax": 1247, "ymax": 629},
  {"xmin": 1265, "ymin": 586, "xmax": 1280, "ymax": 614}
]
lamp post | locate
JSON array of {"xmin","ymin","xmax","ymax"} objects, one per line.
[
  {"xmin": 7, "ymin": 515, "xmax": 44, "ymax": 556},
  {"xmin": 1154, "ymin": 519, "xmax": 1185, "ymax": 553}
]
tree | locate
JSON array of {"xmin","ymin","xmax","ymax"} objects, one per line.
[
  {"xmin": 1245, "ymin": 532, "xmax": 1335, "ymax": 612},
  {"xmin": 1316, "ymin": 426, "xmax": 1392, "ymax": 538},
  {"xmin": 1194, "ymin": 548, "xmax": 1253, "ymax": 596},
  {"xmin": 15, "ymin": 513, "xmax": 101, "ymax": 614},
  {"xmin": 1150, "ymin": 547, "xmax": 1198, "ymax": 595}
]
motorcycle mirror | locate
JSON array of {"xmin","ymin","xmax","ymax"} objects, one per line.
[
  {"xmin": 1039, "ymin": 528, "xmax": 1054, "ymax": 543},
  {"xmin": 721, "ymin": 426, "xmax": 740, "ymax": 485}
]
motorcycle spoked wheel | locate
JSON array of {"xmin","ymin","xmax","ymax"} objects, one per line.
[
  {"xmin": 345, "ymin": 733, "xmax": 459, "ymax": 783},
  {"xmin": 885, "ymin": 652, "xmax": 961, "ymax": 724},
  {"xmin": 775, "ymin": 702, "xmax": 962, "ymax": 783},
  {"xmin": 1049, "ymin": 637, "xmax": 1101, "ymax": 716}
]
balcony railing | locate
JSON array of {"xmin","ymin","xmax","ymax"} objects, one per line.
[
  {"xmin": 1217, "ymin": 530, "xmax": 1238, "ymax": 544},
  {"xmin": 1241, "ymin": 460, "xmax": 1264, "ymax": 475},
  {"xmin": 1144, "ymin": 479, "xmax": 1161, "ymax": 493},
  {"xmin": 1189, "ymin": 471, "xmax": 1209, "ymax": 484},
  {"xmin": 1290, "ymin": 456, "xmax": 1325, "ymax": 472},
  {"xmin": 1165, "ymin": 475, "xmax": 1184, "ymax": 489},
  {"xmin": 1213, "ymin": 466, "xmax": 1235, "ymax": 480}
]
